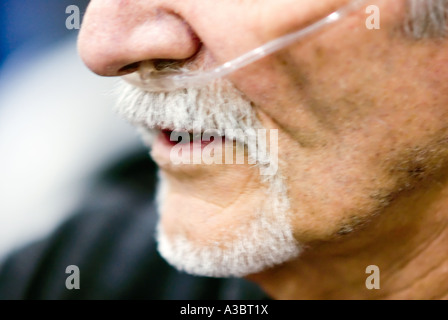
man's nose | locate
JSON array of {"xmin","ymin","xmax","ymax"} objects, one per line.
[{"xmin": 78, "ymin": 1, "xmax": 200, "ymax": 77}]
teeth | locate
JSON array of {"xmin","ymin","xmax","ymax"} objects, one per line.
[
  {"xmin": 162, "ymin": 128, "xmax": 225, "ymax": 144},
  {"xmin": 190, "ymin": 132, "xmax": 202, "ymax": 141}
]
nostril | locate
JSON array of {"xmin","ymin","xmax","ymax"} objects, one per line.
[
  {"xmin": 153, "ymin": 59, "xmax": 182, "ymax": 71},
  {"xmin": 118, "ymin": 62, "xmax": 141, "ymax": 74},
  {"xmin": 117, "ymin": 59, "xmax": 183, "ymax": 75}
]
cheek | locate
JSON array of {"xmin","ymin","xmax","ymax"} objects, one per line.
[
  {"xmin": 231, "ymin": 0, "xmax": 411, "ymax": 135},
  {"xmin": 275, "ymin": 134, "xmax": 395, "ymax": 242}
]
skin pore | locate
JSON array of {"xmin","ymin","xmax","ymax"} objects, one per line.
[{"xmin": 78, "ymin": 0, "xmax": 448, "ymax": 299}]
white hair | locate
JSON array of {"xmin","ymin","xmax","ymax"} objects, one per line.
[
  {"xmin": 156, "ymin": 171, "xmax": 301, "ymax": 278},
  {"xmin": 407, "ymin": 0, "xmax": 448, "ymax": 38},
  {"xmin": 116, "ymin": 78, "xmax": 302, "ymax": 277}
]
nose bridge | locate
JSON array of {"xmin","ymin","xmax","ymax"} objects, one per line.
[{"xmin": 78, "ymin": 0, "xmax": 200, "ymax": 76}]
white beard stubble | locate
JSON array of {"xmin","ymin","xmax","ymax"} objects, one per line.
[{"xmin": 116, "ymin": 78, "xmax": 302, "ymax": 277}]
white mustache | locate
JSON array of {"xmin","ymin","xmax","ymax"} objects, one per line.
[
  {"xmin": 115, "ymin": 78, "xmax": 281, "ymax": 173},
  {"xmin": 115, "ymin": 78, "xmax": 262, "ymax": 137}
]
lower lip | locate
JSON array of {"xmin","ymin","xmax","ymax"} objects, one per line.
[
  {"xmin": 151, "ymin": 130, "xmax": 225, "ymax": 166},
  {"xmin": 160, "ymin": 130, "xmax": 219, "ymax": 148}
]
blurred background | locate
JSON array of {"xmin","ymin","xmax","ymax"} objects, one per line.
[{"xmin": 0, "ymin": 0, "xmax": 141, "ymax": 261}]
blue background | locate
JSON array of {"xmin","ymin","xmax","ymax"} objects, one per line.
[{"xmin": 0, "ymin": 0, "xmax": 89, "ymax": 67}]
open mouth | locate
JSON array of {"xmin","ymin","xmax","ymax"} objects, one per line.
[{"xmin": 160, "ymin": 129, "xmax": 225, "ymax": 148}]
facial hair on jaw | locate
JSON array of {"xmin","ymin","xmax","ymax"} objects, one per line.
[{"xmin": 115, "ymin": 78, "xmax": 302, "ymax": 277}]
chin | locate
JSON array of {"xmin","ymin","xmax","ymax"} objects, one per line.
[{"xmin": 154, "ymin": 164, "xmax": 302, "ymax": 278}]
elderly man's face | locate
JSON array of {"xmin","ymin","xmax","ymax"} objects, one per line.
[{"xmin": 78, "ymin": 0, "xmax": 448, "ymax": 278}]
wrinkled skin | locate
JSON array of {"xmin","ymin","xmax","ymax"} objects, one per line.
[{"xmin": 78, "ymin": 0, "xmax": 448, "ymax": 299}]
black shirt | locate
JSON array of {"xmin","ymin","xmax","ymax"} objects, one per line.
[{"xmin": 0, "ymin": 150, "xmax": 268, "ymax": 300}]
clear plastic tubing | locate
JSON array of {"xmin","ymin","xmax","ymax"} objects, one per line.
[{"xmin": 122, "ymin": 0, "xmax": 369, "ymax": 92}]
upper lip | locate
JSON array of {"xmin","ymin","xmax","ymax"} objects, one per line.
[{"xmin": 141, "ymin": 123, "xmax": 226, "ymax": 137}]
